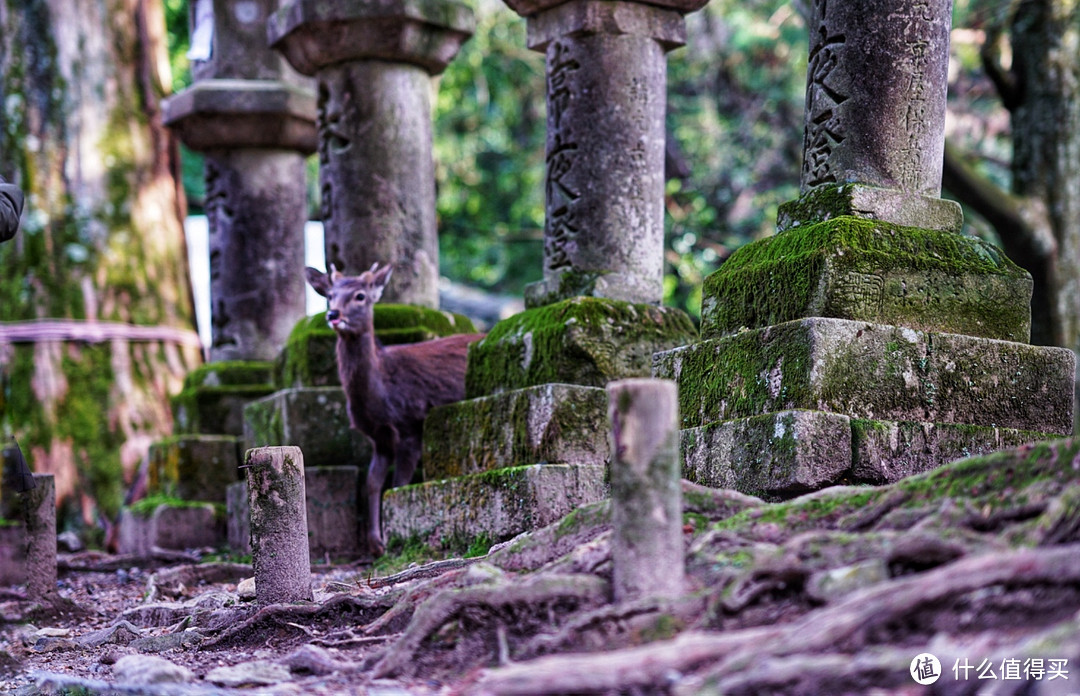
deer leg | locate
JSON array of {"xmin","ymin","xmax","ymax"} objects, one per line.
[
  {"xmin": 391, "ymin": 435, "xmax": 422, "ymax": 488},
  {"xmin": 366, "ymin": 448, "xmax": 392, "ymax": 557}
]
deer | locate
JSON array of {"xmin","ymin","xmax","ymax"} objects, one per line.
[{"xmin": 306, "ymin": 263, "xmax": 485, "ymax": 556}]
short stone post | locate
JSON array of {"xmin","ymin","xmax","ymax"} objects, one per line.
[
  {"xmin": 778, "ymin": 0, "xmax": 962, "ymax": 233},
  {"xmin": 23, "ymin": 474, "xmax": 56, "ymax": 601},
  {"xmin": 268, "ymin": 0, "xmax": 475, "ymax": 307},
  {"xmin": 505, "ymin": 0, "xmax": 707, "ymax": 307},
  {"xmin": 164, "ymin": 0, "xmax": 316, "ymax": 361},
  {"xmin": 245, "ymin": 446, "xmax": 312, "ymax": 604},
  {"xmin": 607, "ymin": 379, "xmax": 684, "ymax": 602}
]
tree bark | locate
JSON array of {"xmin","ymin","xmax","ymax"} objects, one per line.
[{"xmin": 0, "ymin": 0, "xmax": 200, "ymax": 527}]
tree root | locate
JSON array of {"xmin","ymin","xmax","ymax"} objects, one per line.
[
  {"xmin": 145, "ymin": 562, "xmax": 252, "ymax": 601},
  {"xmin": 371, "ymin": 572, "xmax": 609, "ymax": 679}
]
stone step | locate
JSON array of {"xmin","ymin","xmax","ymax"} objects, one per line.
[
  {"xmin": 421, "ymin": 383, "xmax": 610, "ymax": 480},
  {"xmin": 653, "ymin": 317, "xmax": 1074, "ymax": 435},
  {"xmin": 148, "ymin": 435, "xmax": 242, "ymax": 503},
  {"xmin": 115, "ymin": 502, "xmax": 225, "ymax": 556},
  {"xmin": 243, "ymin": 387, "xmax": 371, "ymax": 468},
  {"xmin": 701, "ymin": 215, "xmax": 1032, "ymax": 343},
  {"xmin": 382, "ymin": 463, "xmax": 608, "ymax": 548},
  {"xmin": 681, "ymin": 409, "xmax": 1053, "ymax": 501},
  {"xmin": 171, "ymin": 361, "xmax": 276, "ymax": 436}
]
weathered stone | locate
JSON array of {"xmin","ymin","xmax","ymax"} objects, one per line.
[
  {"xmin": 0, "ymin": 526, "xmax": 25, "ymax": 586},
  {"xmin": 245, "ymin": 446, "xmax": 313, "ymax": 604},
  {"xmin": 112, "ymin": 654, "xmax": 195, "ymax": 685},
  {"xmin": 206, "ymin": 659, "xmax": 291, "ymax": 687},
  {"xmin": 505, "ymin": 0, "xmax": 708, "ymax": 21},
  {"xmin": 850, "ymin": 419, "xmax": 1048, "ymax": 484},
  {"xmin": 147, "ymin": 435, "xmax": 240, "ymax": 503},
  {"xmin": 422, "ymin": 384, "xmax": 609, "ymax": 480},
  {"xmin": 305, "ymin": 466, "xmax": 362, "ymax": 561},
  {"xmin": 805, "ymin": 559, "xmax": 890, "ymax": 604},
  {"xmin": 244, "ymin": 388, "xmax": 370, "ymax": 467},
  {"xmin": 466, "ymin": 297, "xmax": 696, "ymax": 398},
  {"xmin": 171, "ymin": 361, "xmax": 275, "ymax": 436},
  {"xmin": 777, "ymin": 183, "xmax": 962, "ymax": 234},
  {"xmin": 526, "ymin": 0, "xmax": 686, "ymax": 51},
  {"xmin": 151, "ymin": 503, "xmax": 225, "ymax": 552},
  {"xmin": 382, "ymin": 464, "xmax": 607, "ymax": 547},
  {"xmin": 268, "ymin": 0, "xmax": 475, "ymax": 75},
  {"xmin": 654, "ymin": 317, "xmax": 1075, "ymax": 435},
  {"xmin": 24, "ymin": 474, "xmax": 56, "ymax": 601},
  {"xmin": 700, "ymin": 217, "xmax": 1031, "ymax": 343},
  {"xmin": 226, "ymin": 481, "xmax": 251, "ymax": 555},
  {"xmin": 608, "ymin": 379, "xmax": 684, "ymax": 601},
  {"xmin": 797, "ymin": 0, "xmax": 953, "ymax": 198},
  {"xmin": 273, "ymin": 309, "xmax": 477, "ymax": 388},
  {"xmin": 78, "ymin": 621, "xmax": 142, "ymax": 648},
  {"xmin": 681, "ymin": 411, "xmax": 852, "ymax": 500},
  {"xmin": 189, "ymin": 0, "xmax": 313, "ymax": 86},
  {"xmin": 163, "ymin": 79, "xmax": 317, "ymax": 152}
]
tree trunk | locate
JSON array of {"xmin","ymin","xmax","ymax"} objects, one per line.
[{"xmin": 0, "ymin": 0, "xmax": 200, "ymax": 529}]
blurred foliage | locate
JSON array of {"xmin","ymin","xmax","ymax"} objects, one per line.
[{"xmin": 165, "ymin": 0, "xmax": 1012, "ymax": 318}]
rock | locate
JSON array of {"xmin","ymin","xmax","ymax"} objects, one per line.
[
  {"xmin": 129, "ymin": 630, "xmax": 203, "ymax": 653},
  {"xmin": 205, "ymin": 659, "xmax": 291, "ymax": 686},
  {"xmin": 112, "ymin": 654, "xmax": 195, "ymax": 684},
  {"xmin": 56, "ymin": 531, "xmax": 83, "ymax": 553},
  {"xmin": 237, "ymin": 576, "xmax": 256, "ymax": 600}
]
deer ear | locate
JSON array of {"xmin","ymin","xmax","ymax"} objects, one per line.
[
  {"xmin": 329, "ymin": 264, "xmax": 344, "ymax": 284},
  {"xmin": 370, "ymin": 264, "xmax": 393, "ymax": 302},
  {"xmin": 305, "ymin": 267, "xmax": 332, "ymax": 297}
]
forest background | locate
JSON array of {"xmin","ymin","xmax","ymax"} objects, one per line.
[{"xmin": 0, "ymin": 0, "xmax": 1073, "ymax": 537}]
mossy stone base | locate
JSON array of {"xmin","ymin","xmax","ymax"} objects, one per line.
[
  {"xmin": 243, "ymin": 387, "xmax": 371, "ymax": 468},
  {"xmin": 382, "ymin": 464, "xmax": 607, "ymax": 549},
  {"xmin": 171, "ymin": 361, "xmax": 276, "ymax": 436},
  {"xmin": 776, "ymin": 183, "xmax": 964, "ymax": 234},
  {"xmin": 653, "ymin": 317, "xmax": 1075, "ymax": 435},
  {"xmin": 147, "ymin": 435, "xmax": 241, "ymax": 503},
  {"xmin": 275, "ymin": 307, "xmax": 478, "ymax": 388},
  {"xmin": 682, "ymin": 409, "xmax": 1056, "ymax": 501},
  {"xmin": 116, "ymin": 503, "xmax": 225, "ymax": 555},
  {"xmin": 682, "ymin": 410, "xmax": 852, "ymax": 499},
  {"xmin": 303, "ymin": 466, "xmax": 362, "ymax": 562},
  {"xmin": 700, "ymin": 216, "xmax": 1031, "ymax": 342},
  {"xmin": 422, "ymin": 384, "xmax": 609, "ymax": 480},
  {"xmin": 465, "ymin": 297, "xmax": 696, "ymax": 398},
  {"xmin": 0, "ymin": 526, "xmax": 25, "ymax": 585}
]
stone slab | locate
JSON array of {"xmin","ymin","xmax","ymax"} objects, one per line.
[
  {"xmin": 243, "ymin": 387, "xmax": 371, "ymax": 468},
  {"xmin": 147, "ymin": 435, "xmax": 241, "ymax": 503},
  {"xmin": 268, "ymin": 0, "xmax": 475, "ymax": 75},
  {"xmin": 304, "ymin": 466, "xmax": 362, "ymax": 561},
  {"xmin": 274, "ymin": 308, "xmax": 478, "ymax": 388},
  {"xmin": 422, "ymin": 383, "xmax": 609, "ymax": 480},
  {"xmin": 526, "ymin": 0, "xmax": 687, "ymax": 51},
  {"xmin": 777, "ymin": 183, "xmax": 963, "ymax": 234},
  {"xmin": 163, "ymin": 80, "xmax": 317, "ymax": 153},
  {"xmin": 700, "ymin": 216, "xmax": 1032, "ymax": 343},
  {"xmin": 116, "ymin": 504, "xmax": 225, "ymax": 556},
  {"xmin": 466, "ymin": 297, "xmax": 696, "ymax": 398},
  {"xmin": 653, "ymin": 317, "xmax": 1075, "ymax": 435},
  {"xmin": 681, "ymin": 410, "xmax": 852, "ymax": 500},
  {"xmin": 382, "ymin": 464, "xmax": 607, "ymax": 547},
  {"xmin": 226, "ymin": 481, "xmax": 251, "ymax": 555},
  {"xmin": 0, "ymin": 525, "xmax": 25, "ymax": 586},
  {"xmin": 171, "ymin": 361, "xmax": 276, "ymax": 436}
]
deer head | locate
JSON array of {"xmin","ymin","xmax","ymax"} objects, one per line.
[{"xmin": 305, "ymin": 263, "xmax": 393, "ymax": 335}]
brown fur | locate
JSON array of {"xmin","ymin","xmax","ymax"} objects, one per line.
[{"xmin": 306, "ymin": 264, "xmax": 484, "ymax": 556}]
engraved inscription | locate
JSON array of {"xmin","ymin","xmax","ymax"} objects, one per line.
[
  {"xmin": 830, "ymin": 272, "xmax": 884, "ymax": 316},
  {"xmin": 802, "ymin": 0, "xmax": 848, "ymax": 188},
  {"xmin": 892, "ymin": 3, "xmax": 933, "ymax": 191},
  {"xmin": 204, "ymin": 159, "xmax": 237, "ymax": 350},
  {"xmin": 545, "ymin": 41, "xmax": 582, "ymax": 272}
]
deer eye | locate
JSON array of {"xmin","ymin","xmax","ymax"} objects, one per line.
[{"xmin": 354, "ymin": 291, "xmax": 366, "ymax": 301}]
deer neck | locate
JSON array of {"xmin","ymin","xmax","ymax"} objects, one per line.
[{"xmin": 337, "ymin": 328, "xmax": 385, "ymax": 395}]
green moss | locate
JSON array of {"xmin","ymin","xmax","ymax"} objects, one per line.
[
  {"xmin": 466, "ymin": 297, "xmax": 696, "ymax": 398},
  {"xmin": 181, "ymin": 361, "xmax": 273, "ymax": 390},
  {"xmin": 701, "ymin": 216, "xmax": 1030, "ymax": 342},
  {"xmin": 128, "ymin": 494, "xmax": 224, "ymax": 519}
]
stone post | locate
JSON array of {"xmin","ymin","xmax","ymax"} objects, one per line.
[
  {"xmin": 778, "ymin": 0, "xmax": 963, "ymax": 233},
  {"xmin": 164, "ymin": 0, "xmax": 316, "ymax": 361},
  {"xmin": 607, "ymin": 379, "xmax": 684, "ymax": 602},
  {"xmin": 505, "ymin": 0, "xmax": 706, "ymax": 308},
  {"xmin": 268, "ymin": 0, "xmax": 475, "ymax": 307},
  {"xmin": 23, "ymin": 474, "xmax": 56, "ymax": 601},
  {"xmin": 245, "ymin": 446, "xmax": 313, "ymax": 604}
]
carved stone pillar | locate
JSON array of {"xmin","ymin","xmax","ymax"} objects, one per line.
[
  {"xmin": 164, "ymin": 0, "xmax": 316, "ymax": 361},
  {"xmin": 268, "ymin": 0, "xmax": 475, "ymax": 307},
  {"xmin": 506, "ymin": 0, "xmax": 706, "ymax": 307}
]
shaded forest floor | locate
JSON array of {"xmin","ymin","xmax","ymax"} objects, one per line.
[{"xmin": 4, "ymin": 437, "xmax": 1080, "ymax": 695}]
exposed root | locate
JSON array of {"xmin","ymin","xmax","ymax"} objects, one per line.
[
  {"xmin": 372, "ymin": 572, "xmax": 609, "ymax": 679},
  {"xmin": 365, "ymin": 557, "xmax": 477, "ymax": 589},
  {"xmin": 146, "ymin": 562, "xmax": 252, "ymax": 601}
]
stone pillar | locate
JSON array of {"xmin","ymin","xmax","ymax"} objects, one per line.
[
  {"xmin": 268, "ymin": 0, "xmax": 475, "ymax": 307},
  {"xmin": 778, "ymin": 0, "xmax": 962, "ymax": 233},
  {"xmin": 164, "ymin": 0, "xmax": 316, "ymax": 361},
  {"xmin": 23, "ymin": 474, "xmax": 56, "ymax": 601},
  {"xmin": 506, "ymin": 0, "xmax": 705, "ymax": 308},
  {"xmin": 245, "ymin": 446, "xmax": 312, "ymax": 604},
  {"xmin": 607, "ymin": 379, "xmax": 684, "ymax": 601}
]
